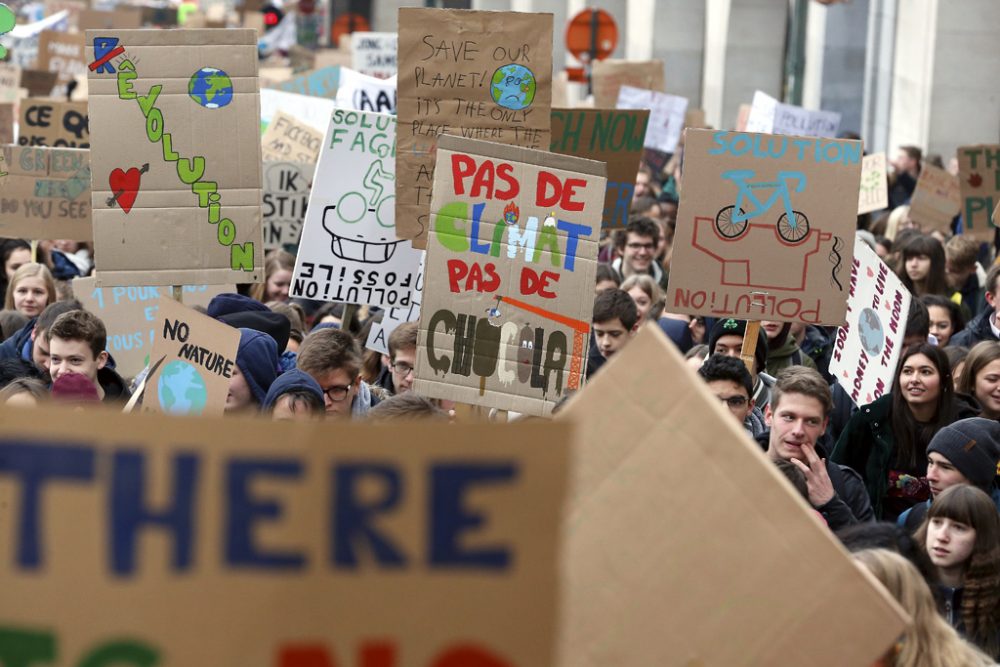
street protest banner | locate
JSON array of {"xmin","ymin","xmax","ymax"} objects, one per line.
[
  {"xmin": 351, "ymin": 31, "xmax": 397, "ymax": 79},
  {"xmin": 858, "ymin": 151, "xmax": 888, "ymax": 215},
  {"xmin": 830, "ymin": 243, "xmax": 910, "ymax": 406},
  {"xmin": 412, "ymin": 135, "xmax": 605, "ymax": 417},
  {"xmin": 0, "ymin": 103, "xmax": 13, "ymax": 143},
  {"xmin": 555, "ymin": 325, "xmax": 908, "ymax": 666},
  {"xmin": 87, "ymin": 29, "xmax": 264, "ymax": 287},
  {"xmin": 367, "ymin": 253, "xmax": 424, "ymax": 354},
  {"xmin": 616, "ymin": 85, "xmax": 688, "ymax": 154},
  {"xmin": 0, "ymin": 63, "xmax": 20, "ymax": 103},
  {"xmin": 73, "ymin": 277, "xmax": 233, "ymax": 381},
  {"xmin": 957, "ymin": 144, "xmax": 1000, "ymax": 240},
  {"xmin": 745, "ymin": 90, "xmax": 841, "ymax": 138},
  {"xmin": 908, "ymin": 163, "xmax": 961, "ymax": 232},
  {"xmin": 590, "ymin": 59, "xmax": 665, "ymax": 110},
  {"xmin": 335, "ymin": 67, "xmax": 396, "ymax": 115},
  {"xmin": 291, "ymin": 110, "xmax": 422, "ymax": 309},
  {"xmin": 260, "ymin": 88, "xmax": 335, "ymax": 134},
  {"xmin": 19, "ymin": 69, "xmax": 59, "ymax": 97},
  {"xmin": 260, "ymin": 110, "xmax": 323, "ymax": 164},
  {"xmin": 550, "ymin": 108, "xmax": 649, "ymax": 229},
  {"xmin": 142, "ymin": 297, "xmax": 240, "ymax": 417},
  {"xmin": 0, "ymin": 145, "xmax": 91, "ymax": 240},
  {"xmin": 397, "ymin": 7, "xmax": 553, "ymax": 247},
  {"xmin": 669, "ymin": 129, "xmax": 862, "ymax": 325},
  {"xmin": 263, "ymin": 161, "xmax": 312, "ymax": 251},
  {"xmin": 18, "ymin": 99, "xmax": 89, "ymax": 147},
  {"xmin": 272, "ymin": 66, "xmax": 340, "ymax": 99},
  {"xmin": 0, "ymin": 406, "xmax": 569, "ymax": 666},
  {"xmin": 36, "ymin": 30, "xmax": 87, "ymax": 97}
]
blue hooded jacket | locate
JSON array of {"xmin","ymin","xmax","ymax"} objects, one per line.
[{"xmin": 236, "ymin": 328, "xmax": 278, "ymax": 405}]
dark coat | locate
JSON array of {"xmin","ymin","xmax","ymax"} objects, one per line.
[
  {"xmin": 0, "ymin": 318, "xmax": 36, "ymax": 361},
  {"xmin": 950, "ymin": 308, "xmax": 998, "ymax": 348},
  {"xmin": 98, "ymin": 366, "xmax": 131, "ymax": 403}
]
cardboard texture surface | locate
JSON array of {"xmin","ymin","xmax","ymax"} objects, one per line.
[
  {"xmin": 957, "ymin": 144, "xmax": 1000, "ymax": 241},
  {"xmin": 86, "ymin": 29, "xmax": 264, "ymax": 287},
  {"xmin": 0, "ymin": 406, "xmax": 569, "ymax": 666},
  {"xmin": 616, "ymin": 85, "xmax": 688, "ymax": 154},
  {"xmin": 351, "ymin": 31, "xmax": 397, "ymax": 79},
  {"xmin": 746, "ymin": 90, "xmax": 841, "ymax": 138},
  {"xmin": 669, "ymin": 129, "xmax": 861, "ymax": 325},
  {"xmin": 20, "ymin": 69, "xmax": 59, "ymax": 97},
  {"xmin": 830, "ymin": 243, "xmax": 910, "ymax": 406},
  {"xmin": 0, "ymin": 145, "xmax": 91, "ymax": 240},
  {"xmin": 550, "ymin": 108, "xmax": 648, "ymax": 229},
  {"xmin": 555, "ymin": 324, "xmax": 908, "ymax": 666},
  {"xmin": 262, "ymin": 160, "xmax": 312, "ymax": 250},
  {"xmin": 291, "ymin": 110, "xmax": 422, "ymax": 309},
  {"xmin": 37, "ymin": 30, "xmax": 87, "ymax": 97},
  {"xmin": 260, "ymin": 110, "xmax": 323, "ymax": 164},
  {"xmin": 335, "ymin": 67, "xmax": 396, "ymax": 115},
  {"xmin": 0, "ymin": 63, "xmax": 21, "ymax": 103},
  {"xmin": 397, "ymin": 7, "xmax": 554, "ymax": 247},
  {"xmin": 412, "ymin": 135, "xmax": 605, "ymax": 417},
  {"xmin": 590, "ymin": 59, "xmax": 665, "ymax": 109},
  {"xmin": 858, "ymin": 152, "xmax": 888, "ymax": 215},
  {"xmin": 43, "ymin": 0, "xmax": 86, "ymax": 31},
  {"xmin": 72, "ymin": 277, "xmax": 234, "ymax": 381},
  {"xmin": 908, "ymin": 163, "xmax": 961, "ymax": 232},
  {"xmin": 272, "ymin": 66, "xmax": 340, "ymax": 99},
  {"xmin": 0, "ymin": 104, "xmax": 13, "ymax": 144},
  {"xmin": 18, "ymin": 99, "xmax": 89, "ymax": 147},
  {"xmin": 78, "ymin": 7, "xmax": 144, "ymax": 30},
  {"xmin": 142, "ymin": 296, "xmax": 240, "ymax": 417}
]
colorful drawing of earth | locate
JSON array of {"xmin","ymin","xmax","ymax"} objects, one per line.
[
  {"xmin": 490, "ymin": 64, "xmax": 536, "ymax": 111},
  {"xmin": 188, "ymin": 67, "xmax": 234, "ymax": 109},
  {"xmin": 858, "ymin": 307, "xmax": 885, "ymax": 358},
  {"xmin": 158, "ymin": 360, "xmax": 208, "ymax": 415}
]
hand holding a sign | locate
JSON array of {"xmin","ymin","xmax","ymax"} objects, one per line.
[{"xmin": 790, "ymin": 441, "xmax": 835, "ymax": 507}]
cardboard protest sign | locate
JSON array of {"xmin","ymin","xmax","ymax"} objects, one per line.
[
  {"xmin": 142, "ymin": 296, "xmax": 240, "ymax": 416},
  {"xmin": 19, "ymin": 69, "xmax": 59, "ymax": 97},
  {"xmin": 669, "ymin": 129, "xmax": 862, "ymax": 325},
  {"xmin": 260, "ymin": 88, "xmax": 335, "ymax": 134},
  {"xmin": 291, "ymin": 110, "xmax": 422, "ymax": 309},
  {"xmin": 78, "ymin": 7, "xmax": 144, "ymax": 30},
  {"xmin": 367, "ymin": 252, "xmax": 425, "ymax": 354},
  {"xmin": 830, "ymin": 243, "xmax": 910, "ymax": 407},
  {"xmin": 272, "ymin": 66, "xmax": 340, "ymax": 99},
  {"xmin": 73, "ymin": 278, "xmax": 233, "ymax": 380},
  {"xmin": 746, "ymin": 90, "xmax": 841, "ymax": 138},
  {"xmin": 0, "ymin": 103, "xmax": 13, "ymax": 144},
  {"xmin": 0, "ymin": 407, "xmax": 569, "ymax": 666},
  {"xmin": 412, "ymin": 135, "xmax": 605, "ymax": 416},
  {"xmin": 87, "ymin": 29, "xmax": 264, "ymax": 287},
  {"xmin": 351, "ymin": 31, "xmax": 397, "ymax": 79},
  {"xmin": 908, "ymin": 163, "xmax": 961, "ymax": 232},
  {"xmin": 590, "ymin": 59, "xmax": 665, "ymax": 109},
  {"xmin": 0, "ymin": 145, "xmax": 91, "ymax": 240},
  {"xmin": 37, "ymin": 30, "xmax": 87, "ymax": 97},
  {"xmin": 44, "ymin": 0, "xmax": 87, "ymax": 30},
  {"xmin": 957, "ymin": 144, "xmax": 1000, "ymax": 240},
  {"xmin": 555, "ymin": 324, "xmax": 908, "ymax": 666},
  {"xmin": 397, "ymin": 7, "xmax": 553, "ymax": 247},
  {"xmin": 335, "ymin": 67, "xmax": 396, "ymax": 115},
  {"xmin": 550, "ymin": 108, "xmax": 649, "ymax": 229},
  {"xmin": 858, "ymin": 151, "xmax": 889, "ymax": 214},
  {"xmin": 18, "ymin": 99, "xmax": 89, "ymax": 147},
  {"xmin": 0, "ymin": 63, "xmax": 21, "ymax": 103},
  {"xmin": 260, "ymin": 110, "xmax": 323, "ymax": 164},
  {"xmin": 616, "ymin": 85, "xmax": 688, "ymax": 154},
  {"xmin": 263, "ymin": 161, "xmax": 312, "ymax": 250}
]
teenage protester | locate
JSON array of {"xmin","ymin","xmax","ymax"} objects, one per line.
[
  {"xmin": 4, "ymin": 263, "xmax": 56, "ymax": 319},
  {"xmin": 760, "ymin": 320, "xmax": 818, "ymax": 376},
  {"xmin": 249, "ymin": 250, "xmax": 294, "ymax": 304},
  {"xmin": 832, "ymin": 344, "xmax": 980, "ymax": 521},
  {"xmin": 297, "ymin": 327, "xmax": 380, "ymax": 418},
  {"xmin": 374, "ymin": 322, "xmax": 417, "ymax": 396},
  {"xmin": 956, "ymin": 342, "xmax": 1000, "ymax": 420},
  {"xmin": 707, "ymin": 318, "xmax": 772, "ymax": 411},
  {"xmin": 611, "ymin": 217, "xmax": 668, "ymax": 291},
  {"xmin": 950, "ymin": 264, "xmax": 1000, "ymax": 348},
  {"xmin": 888, "ymin": 145, "xmax": 922, "ymax": 208},
  {"xmin": 368, "ymin": 393, "xmax": 449, "ymax": 422},
  {"xmin": 225, "ymin": 328, "xmax": 279, "ymax": 414},
  {"xmin": 0, "ymin": 377, "xmax": 48, "ymax": 407},
  {"xmin": 594, "ymin": 263, "xmax": 620, "ymax": 294},
  {"xmin": 837, "ymin": 523, "xmax": 938, "ymax": 584},
  {"xmin": 0, "ymin": 300, "xmax": 82, "ymax": 370},
  {"xmin": 697, "ymin": 353, "xmax": 766, "ymax": 438},
  {"xmin": 945, "ymin": 235, "xmax": 987, "ymax": 318},
  {"xmin": 587, "ymin": 288, "xmax": 640, "ymax": 378},
  {"xmin": 261, "ymin": 368, "xmax": 324, "ymax": 420},
  {"xmin": 898, "ymin": 418, "xmax": 1000, "ymax": 531},
  {"xmin": 757, "ymin": 366, "xmax": 874, "ymax": 530},
  {"xmin": 0, "ymin": 239, "xmax": 32, "ymax": 298},
  {"xmin": 922, "ymin": 294, "xmax": 965, "ymax": 347},
  {"xmin": 46, "ymin": 310, "xmax": 130, "ymax": 403},
  {"xmin": 916, "ymin": 485, "xmax": 1000, "ymax": 660},
  {"xmin": 897, "ymin": 235, "xmax": 950, "ymax": 299}
]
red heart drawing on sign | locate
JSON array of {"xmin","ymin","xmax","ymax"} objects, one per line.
[
  {"xmin": 842, "ymin": 370, "xmax": 849, "ymax": 378},
  {"xmin": 866, "ymin": 267, "xmax": 875, "ymax": 278},
  {"xmin": 108, "ymin": 166, "xmax": 145, "ymax": 214}
]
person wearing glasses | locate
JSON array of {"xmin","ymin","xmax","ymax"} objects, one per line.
[
  {"xmin": 610, "ymin": 218, "xmax": 668, "ymax": 292},
  {"xmin": 296, "ymin": 327, "xmax": 380, "ymax": 418},
  {"xmin": 375, "ymin": 322, "xmax": 417, "ymax": 396},
  {"xmin": 697, "ymin": 353, "xmax": 765, "ymax": 438}
]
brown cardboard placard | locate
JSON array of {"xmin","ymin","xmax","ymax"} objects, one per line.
[
  {"xmin": 44, "ymin": 0, "xmax": 87, "ymax": 30},
  {"xmin": 0, "ymin": 63, "xmax": 22, "ymax": 103},
  {"xmin": 260, "ymin": 110, "xmax": 323, "ymax": 164},
  {"xmin": 412, "ymin": 135, "xmax": 605, "ymax": 417},
  {"xmin": 668, "ymin": 129, "xmax": 861, "ymax": 325},
  {"xmin": 590, "ymin": 59, "xmax": 665, "ymax": 109},
  {"xmin": 684, "ymin": 107, "xmax": 707, "ymax": 129},
  {"xmin": 18, "ymin": 99, "xmax": 89, "ymax": 148},
  {"xmin": 956, "ymin": 144, "xmax": 1000, "ymax": 241},
  {"xmin": 550, "ymin": 108, "xmax": 649, "ymax": 229},
  {"xmin": 37, "ymin": 30, "xmax": 88, "ymax": 97},
  {"xmin": 86, "ymin": 29, "xmax": 264, "ymax": 287},
  {"xmin": 0, "ymin": 103, "xmax": 13, "ymax": 144},
  {"xmin": 397, "ymin": 7, "xmax": 553, "ymax": 248},
  {"xmin": 0, "ymin": 145, "xmax": 91, "ymax": 240},
  {"xmin": 142, "ymin": 296, "xmax": 240, "ymax": 416},
  {"xmin": 908, "ymin": 163, "xmax": 961, "ymax": 232},
  {"xmin": 19, "ymin": 69, "xmax": 60, "ymax": 97},
  {"xmin": 555, "ymin": 324, "xmax": 908, "ymax": 666},
  {"xmin": 262, "ymin": 160, "xmax": 312, "ymax": 250},
  {"xmin": 0, "ymin": 406, "xmax": 569, "ymax": 666},
  {"xmin": 857, "ymin": 151, "xmax": 888, "ymax": 215},
  {"xmin": 311, "ymin": 45, "xmax": 353, "ymax": 70},
  {"xmin": 72, "ymin": 277, "xmax": 235, "ymax": 381},
  {"xmin": 79, "ymin": 7, "xmax": 144, "ymax": 30}
]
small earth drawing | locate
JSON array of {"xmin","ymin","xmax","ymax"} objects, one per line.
[
  {"xmin": 490, "ymin": 64, "xmax": 536, "ymax": 111},
  {"xmin": 158, "ymin": 360, "xmax": 208, "ymax": 415},
  {"xmin": 858, "ymin": 307, "xmax": 885, "ymax": 358},
  {"xmin": 189, "ymin": 67, "xmax": 234, "ymax": 109}
]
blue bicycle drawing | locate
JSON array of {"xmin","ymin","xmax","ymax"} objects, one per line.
[{"xmin": 714, "ymin": 169, "xmax": 811, "ymax": 243}]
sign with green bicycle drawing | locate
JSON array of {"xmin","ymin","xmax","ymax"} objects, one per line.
[{"xmin": 669, "ymin": 129, "xmax": 863, "ymax": 326}]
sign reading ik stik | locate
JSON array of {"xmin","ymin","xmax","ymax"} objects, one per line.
[
  {"xmin": 413, "ymin": 135, "xmax": 605, "ymax": 417},
  {"xmin": 669, "ymin": 129, "xmax": 862, "ymax": 325},
  {"xmin": 0, "ymin": 407, "xmax": 570, "ymax": 666},
  {"xmin": 86, "ymin": 29, "xmax": 264, "ymax": 286},
  {"xmin": 291, "ymin": 109, "xmax": 422, "ymax": 309}
]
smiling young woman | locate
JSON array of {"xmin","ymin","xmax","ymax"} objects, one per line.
[{"xmin": 957, "ymin": 341, "xmax": 1000, "ymax": 420}]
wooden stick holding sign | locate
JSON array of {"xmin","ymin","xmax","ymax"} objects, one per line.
[{"xmin": 741, "ymin": 320, "xmax": 761, "ymax": 374}]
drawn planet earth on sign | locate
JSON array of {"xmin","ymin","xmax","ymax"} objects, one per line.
[
  {"xmin": 188, "ymin": 67, "xmax": 234, "ymax": 109},
  {"xmin": 490, "ymin": 64, "xmax": 536, "ymax": 111},
  {"xmin": 158, "ymin": 360, "xmax": 209, "ymax": 415},
  {"xmin": 858, "ymin": 307, "xmax": 885, "ymax": 357}
]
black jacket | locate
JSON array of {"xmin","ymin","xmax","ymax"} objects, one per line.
[
  {"xmin": 98, "ymin": 366, "xmax": 131, "ymax": 403},
  {"xmin": 950, "ymin": 308, "xmax": 998, "ymax": 349},
  {"xmin": 755, "ymin": 432, "xmax": 875, "ymax": 531}
]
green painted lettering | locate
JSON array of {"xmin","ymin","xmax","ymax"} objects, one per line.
[
  {"xmin": 433, "ymin": 201, "xmax": 470, "ymax": 252},
  {"xmin": 177, "ymin": 157, "xmax": 206, "ymax": 185}
]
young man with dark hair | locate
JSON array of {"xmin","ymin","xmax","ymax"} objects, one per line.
[
  {"xmin": 611, "ymin": 217, "xmax": 667, "ymax": 290},
  {"xmin": 592, "ymin": 288, "xmax": 639, "ymax": 361},
  {"xmin": 46, "ymin": 309, "xmax": 130, "ymax": 403},
  {"xmin": 950, "ymin": 263, "xmax": 1000, "ymax": 348},
  {"xmin": 297, "ymin": 327, "xmax": 379, "ymax": 418},
  {"xmin": 375, "ymin": 321, "xmax": 417, "ymax": 396},
  {"xmin": 698, "ymin": 353, "xmax": 765, "ymax": 437},
  {"xmin": 706, "ymin": 317, "xmax": 773, "ymax": 411}
]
